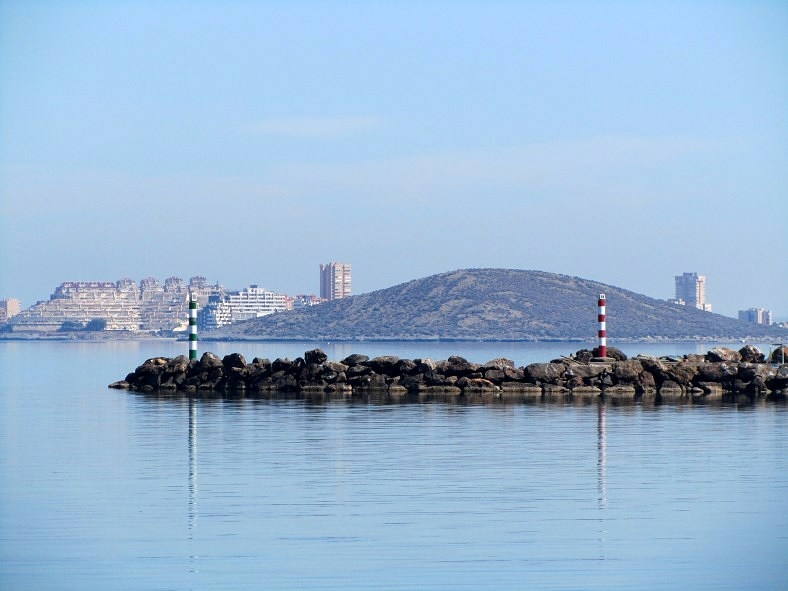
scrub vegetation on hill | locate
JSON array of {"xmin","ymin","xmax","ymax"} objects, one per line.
[{"xmin": 205, "ymin": 269, "xmax": 788, "ymax": 342}]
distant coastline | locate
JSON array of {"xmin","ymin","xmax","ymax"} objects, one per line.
[{"xmin": 1, "ymin": 332, "xmax": 782, "ymax": 346}]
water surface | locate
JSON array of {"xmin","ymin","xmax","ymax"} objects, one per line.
[{"xmin": 1, "ymin": 341, "xmax": 786, "ymax": 590}]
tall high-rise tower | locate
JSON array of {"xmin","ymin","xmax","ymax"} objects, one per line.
[
  {"xmin": 672, "ymin": 272, "xmax": 712, "ymax": 312},
  {"xmin": 320, "ymin": 262, "xmax": 352, "ymax": 301}
]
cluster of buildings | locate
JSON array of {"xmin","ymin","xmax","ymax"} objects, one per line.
[
  {"xmin": 669, "ymin": 271, "xmax": 775, "ymax": 326},
  {"xmin": 738, "ymin": 308, "xmax": 773, "ymax": 326},
  {"xmin": 3, "ymin": 265, "xmax": 780, "ymax": 333},
  {"xmin": 1, "ymin": 262, "xmax": 352, "ymax": 333}
]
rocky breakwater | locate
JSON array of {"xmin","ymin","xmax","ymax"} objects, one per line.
[{"xmin": 109, "ymin": 345, "xmax": 788, "ymax": 402}]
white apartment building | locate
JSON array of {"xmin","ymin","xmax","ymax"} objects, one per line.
[
  {"xmin": 8, "ymin": 277, "xmax": 206, "ymax": 332},
  {"xmin": 198, "ymin": 285, "xmax": 288, "ymax": 330},
  {"xmin": 738, "ymin": 308, "xmax": 772, "ymax": 325},
  {"xmin": 670, "ymin": 272, "xmax": 712, "ymax": 312}
]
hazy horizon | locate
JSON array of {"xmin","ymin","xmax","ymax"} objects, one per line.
[{"xmin": 2, "ymin": 1, "xmax": 786, "ymax": 318}]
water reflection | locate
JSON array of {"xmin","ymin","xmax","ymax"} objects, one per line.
[
  {"xmin": 188, "ymin": 396, "xmax": 199, "ymax": 573},
  {"xmin": 597, "ymin": 402, "xmax": 608, "ymax": 562},
  {"xmin": 597, "ymin": 402, "xmax": 607, "ymax": 510}
]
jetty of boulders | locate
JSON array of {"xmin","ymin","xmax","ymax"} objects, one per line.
[{"xmin": 109, "ymin": 344, "xmax": 788, "ymax": 402}]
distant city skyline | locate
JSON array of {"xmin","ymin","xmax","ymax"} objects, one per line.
[
  {"xmin": 1, "ymin": 268, "xmax": 780, "ymax": 324},
  {"xmin": 1, "ymin": 1, "xmax": 786, "ymax": 318}
]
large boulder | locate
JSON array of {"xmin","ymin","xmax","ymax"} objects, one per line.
[
  {"xmin": 222, "ymin": 352, "xmax": 247, "ymax": 371},
  {"xmin": 738, "ymin": 345, "xmax": 764, "ymax": 364},
  {"xmin": 342, "ymin": 353, "xmax": 369, "ymax": 366},
  {"xmin": 765, "ymin": 365, "xmax": 788, "ymax": 390},
  {"xmin": 706, "ymin": 347, "xmax": 741, "ymax": 363},
  {"xmin": 199, "ymin": 352, "xmax": 224, "ymax": 369},
  {"xmin": 369, "ymin": 356, "xmax": 400, "ymax": 376},
  {"xmin": 304, "ymin": 348, "xmax": 328, "ymax": 365},
  {"xmin": 663, "ymin": 362, "xmax": 699, "ymax": 387},
  {"xmin": 438, "ymin": 356, "xmax": 481, "ymax": 377},
  {"xmin": 769, "ymin": 346, "xmax": 788, "ymax": 365},
  {"xmin": 613, "ymin": 360, "xmax": 644, "ymax": 384},
  {"xmin": 482, "ymin": 358, "xmax": 516, "ymax": 370},
  {"xmin": 525, "ymin": 362, "xmax": 567, "ymax": 384},
  {"xmin": 574, "ymin": 349, "xmax": 594, "ymax": 363},
  {"xmin": 695, "ymin": 362, "xmax": 739, "ymax": 382}
]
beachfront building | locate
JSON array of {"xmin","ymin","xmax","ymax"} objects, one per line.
[
  {"xmin": 320, "ymin": 262, "xmax": 352, "ymax": 301},
  {"xmin": 669, "ymin": 272, "xmax": 712, "ymax": 312},
  {"xmin": 290, "ymin": 294, "xmax": 323, "ymax": 309},
  {"xmin": 197, "ymin": 285, "xmax": 289, "ymax": 330},
  {"xmin": 7, "ymin": 277, "xmax": 217, "ymax": 332},
  {"xmin": 738, "ymin": 308, "xmax": 773, "ymax": 325}
]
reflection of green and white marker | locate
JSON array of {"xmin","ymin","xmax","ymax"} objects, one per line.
[{"xmin": 189, "ymin": 294, "xmax": 198, "ymax": 360}]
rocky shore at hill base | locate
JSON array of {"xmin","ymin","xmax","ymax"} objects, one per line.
[{"xmin": 110, "ymin": 345, "xmax": 788, "ymax": 402}]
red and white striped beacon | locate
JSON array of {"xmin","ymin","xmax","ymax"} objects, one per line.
[{"xmin": 597, "ymin": 294, "xmax": 607, "ymax": 359}]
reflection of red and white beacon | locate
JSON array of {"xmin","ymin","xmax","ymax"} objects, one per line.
[{"xmin": 597, "ymin": 294, "xmax": 607, "ymax": 359}]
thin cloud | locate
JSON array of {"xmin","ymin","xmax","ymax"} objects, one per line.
[
  {"xmin": 246, "ymin": 116, "xmax": 382, "ymax": 138},
  {"xmin": 266, "ymin": 134, "xmax": 730, "ymax": 205}
]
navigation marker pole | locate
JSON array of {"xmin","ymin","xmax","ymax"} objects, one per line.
[
  {"xmin": 597, "ymin": 294, "xmax": 607, "ymax": 359},
  {"xmin": 189, "ymin": 293, "xmax": 198, "ymax": 360}
]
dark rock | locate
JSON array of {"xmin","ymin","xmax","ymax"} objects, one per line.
[
  {"xmin": 423, "ymin": 370, "xmax": 448, "ymax": 387},
  {"xmin": 352, "ymin": 373, "xmax": 388, "ymax": 391},
  {"xmin": 613, "ymin": 360, "xmax": 644, "ymax": 384},
  {"xmin": 606, "ymin": 347, "xmax": 628, "ymax": 361},
  {"xmin": 440, "ymin": 356, "xmax": 480, "ymax": 377},
  {"xmin": 766, "ymin": 365, "xmax": 788, "ymax": 390},
  {"xmin": 396, "ymin": 358, "xmax": 418, "ymax": 375},
  {"xmin": 638, "ymin": 371, "xmax": 656, "ymax": 391},
  {"xmin": 482, "ymin": 358, "xmax": 516, "ymax": 370},
  {"xmin": 346, "ymin": 364, "xmax": 372, "ymax": 379},
  {"xmin": 457, "ymin": 377, "xmax": 498, "ymax": 392},
  {"xmin": 503, "ymin": 366, "xmax": 527, "ymax": 381},
  {"xmin": 696, "ymin": 362, "xmax": 738, "ymax": 382},
  {"xmin": 769, "ymin": 346, "xmax": 788, "ymax": 364},
  {"xmin": 706, "ymin": 347, "xmax": 741, "ymax": 363},
  {"xmin": 574, "ymin": 349, "xmax": 594, "ymax": 363},
  {"xmin": 274, "ymin": 373, "xmax": 299, "ymax": 391},
  {"xmin": 271, "ymin": 357, "xmax": 293, "ymax": 373},
  {"xmin": 566, "ymin": 363, "xmax": 607, "ymax": 381},
  {"xmin": 526, "ymin": 362, "xmax": 567, "ymax": 383},
  {"xmin": 199, "ymin": 352, "xmax": 223, "ymax": 369},
  {"xmin": 369, "ymin": 356, "xmax": 400, "ymax": 376},
  {"xmin": 112, "ymin": 348, "xmax": 788, "ymax": 399},
  {"xmin": 414, "ymin": 358, "xmax": 437, "ymax": 373},
  {"xmin": 738, "ymin": 345, "xmax": 764, "ymax": 364},
  {"xmin": 222, "ymin": 353, "xmax": 247, "ymax": 371},
  {"xmin": 324, "ymin": 361, "xmax": 349, "ymax": 374},
  {"xmin": 664, "ymin": 362, "xmax": 698, "ymax": 387},
  {"xmin": 303, "ymin": 363, "xmax": 324, "ymax": 382},
  {"xmin": 342, "ymin": 353, "xmax": 369, "ymax": 366},
  {"xmin": 304, "ymin": 348, "xmax": 328, "ymax": 365},
  {"xmin": 483, "ymin": 368, "xmax": 507, "ymax": 383}
]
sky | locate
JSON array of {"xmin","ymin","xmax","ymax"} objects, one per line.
[{"xmin": 1, "ymin": 0, "xmax": 786, "ymax": 319}]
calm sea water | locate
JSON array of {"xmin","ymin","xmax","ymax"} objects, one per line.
[{"xmin": 1, "ymin": 340, "xmax": 787, "ymax": 590}]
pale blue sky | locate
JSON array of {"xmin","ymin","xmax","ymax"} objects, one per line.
[{"xmin": 1, "ymin": 0, "xmax": 786, "ymax": 318}]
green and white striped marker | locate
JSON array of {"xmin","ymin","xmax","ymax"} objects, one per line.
[{"xmin": 188, "ymin": 294, "xmax": 198, "ymax": 360}]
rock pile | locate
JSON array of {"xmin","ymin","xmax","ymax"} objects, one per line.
[{"xmin": 109, "ymin": 345, "xmax": 788, "ymax": 402}]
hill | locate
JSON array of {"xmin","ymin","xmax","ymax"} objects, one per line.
[{"xmin": 203, "ymin": 269, "xmax": 788, "ymax": 342}]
